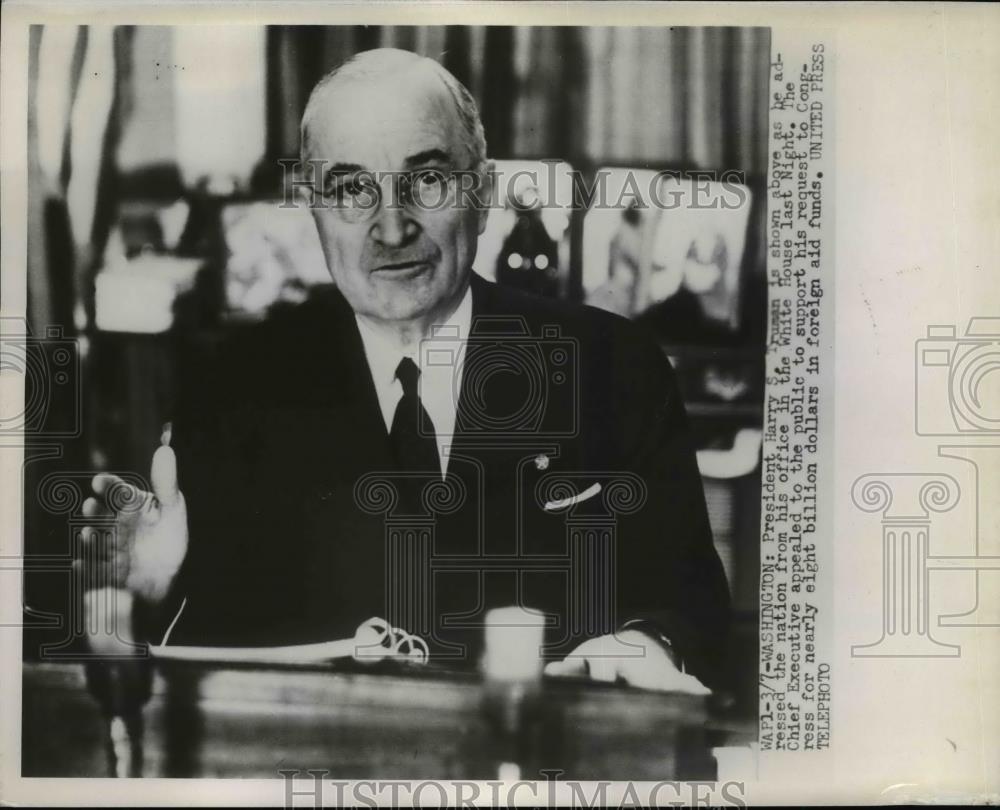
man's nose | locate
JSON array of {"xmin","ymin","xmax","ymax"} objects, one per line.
[{"xmin": 371, "ymin": 183, "xmax": 419, "ymax": 247}]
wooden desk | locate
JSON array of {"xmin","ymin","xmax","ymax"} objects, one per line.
[{"xmin": 23, "ymin": 661, "xmax": 717, "ymax": 780}]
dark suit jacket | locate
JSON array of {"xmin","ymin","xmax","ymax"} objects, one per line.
[{"xmin": 165, "ymin": 272, "xmax": 731, "ymax": 688}]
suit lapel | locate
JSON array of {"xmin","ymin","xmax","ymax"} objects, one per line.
[
  {"xmin": 302, "ymin": 286, "xmax": 394, "ymax": 481},
  {"xmin": 454, "ymin": 273, "xmax": 527, "ymax": 444}
]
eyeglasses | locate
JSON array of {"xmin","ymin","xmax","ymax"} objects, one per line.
[{"xmin": 315, "ymin": 166, "xmax": 482, "ymax": 224}]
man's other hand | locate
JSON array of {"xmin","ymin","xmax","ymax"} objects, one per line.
[
  {"xmin": 544, "ymin": 629, "xmax": 710, "ymax": 695},
  {"xmin": 76, "ymin": 442, "xmax": 188, "ymax": 605}
]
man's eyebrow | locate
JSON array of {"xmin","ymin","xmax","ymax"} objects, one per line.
[
  {"xmin": 324, "ymin": 163, "xmax": 366, "ymax": 176},
  {"xmin": 404, "ymin": 149, "xmax": 454, "ymax": 167}
]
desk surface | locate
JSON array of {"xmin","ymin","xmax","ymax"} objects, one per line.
[{"xmin": 22, "ymin": 660, "xmax": 739, "ymax": 780}]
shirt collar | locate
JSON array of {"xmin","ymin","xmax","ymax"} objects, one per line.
[{"xmin": 354, "ymin": 283, "xmax": 473, "ymax": 390}]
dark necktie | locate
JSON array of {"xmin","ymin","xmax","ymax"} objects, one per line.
[{"xmin": 389, "ymin": 358, "xmax": 441, "ymax": 505}]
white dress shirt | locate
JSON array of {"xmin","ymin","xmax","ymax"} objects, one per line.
[{"xmin": 354, "ymin": 285, "xmax": 472, "ymax": 477}]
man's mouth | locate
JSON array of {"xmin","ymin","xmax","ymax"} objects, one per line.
[{"xmin": 372, "ymin": 259, "xmax": 431, "ymax": 278}]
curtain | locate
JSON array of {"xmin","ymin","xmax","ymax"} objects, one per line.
[
  {"xmin": 266, "ymin": 26, "xmax": 770, "ymax": 176},
  {"xmin": 28, "ymin": 24, "xmax": 127, "ymax": 334}
]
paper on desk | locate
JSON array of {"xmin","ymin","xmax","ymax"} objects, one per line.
[
  {"xmin": 150, "ymin": 614, "xmax": 428, "ymax": 665},
  {"xmin": 149, "ymin": 636, "xmax": 365, "ymax": 665}
]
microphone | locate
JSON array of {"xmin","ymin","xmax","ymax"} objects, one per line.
[{"xmin": 480, "ymin": 606, "xmax": 547, "ymax": 781}]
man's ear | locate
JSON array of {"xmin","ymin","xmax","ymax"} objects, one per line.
[{"xmin": 476, "ymin": 159, "xmax": 495, "ymax": 236}]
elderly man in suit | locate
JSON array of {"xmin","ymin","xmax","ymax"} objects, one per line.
[{"xmin": 81, "ymin": 48, "xmax": 731, "ymax": 693}]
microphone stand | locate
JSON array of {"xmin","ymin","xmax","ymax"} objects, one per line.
[{"xmin": 82, "ymin": 587, "xmax": 153, "ymax": 777}]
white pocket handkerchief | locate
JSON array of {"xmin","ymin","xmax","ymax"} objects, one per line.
[{"xmin": 543, "ymin": 482, "xmax": 602, "ymax": 511}]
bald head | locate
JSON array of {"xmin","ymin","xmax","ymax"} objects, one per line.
[{"xmin": 300, "ymin": 48, "xmax": 487, "ymax": 167}]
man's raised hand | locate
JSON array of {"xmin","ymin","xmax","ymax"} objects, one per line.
[{"xmin": 77, "ymin": 431, "xmax": 188, "ymax": 605}]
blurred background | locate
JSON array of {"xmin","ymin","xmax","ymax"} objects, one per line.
[{"xmin": 23, "ymin": 24, "xmax": 769, "ymax": 718}]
